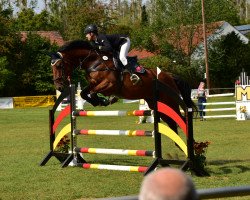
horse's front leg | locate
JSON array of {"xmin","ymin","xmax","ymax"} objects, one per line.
[
  {"xmin": 80, "ymin": 85, "xmax": 101, "ymax": 107},
  {"xmin": 91, "ymin": 80, "xmax": 119, "ymax": 105},
  {"xmin": 80, "ymin": 85, "xmax": 114, "ymax": 107}
]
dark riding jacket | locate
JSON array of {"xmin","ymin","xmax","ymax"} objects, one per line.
[{"xmin": 90, "ymin": 34, "xmax": 128, "ymax": 53}]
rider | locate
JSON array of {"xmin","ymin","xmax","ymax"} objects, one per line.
[{"xmin": 84, "ymin": 24, "xmax": 140, "ymax": 84}]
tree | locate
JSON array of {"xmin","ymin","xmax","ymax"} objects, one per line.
[
  {"xmin": 141, "ymin": 5, "xmax": 148, "ymax": 26},
  {"xmin": 208, "ymin": 32, "xmax": 250, "ymax": 88},
  {"xmin": 0, "ymin": 56, "xmax": 13, "ymax": 91},
  {"xmin": 0, "ymin": 8, "xmax": 21, "ymax": 96},
  {"xmin": 0, "ymin": 29, "xmax": 58, "ymax": 96},
  {"xmin": 135, "ymin": 0, "xmax": 241, "ymax": 86},
  {"xmin": 46, "ymin": 0, "xmax": 110, "ymax": 40},
  {"xmin": 14, "ymin": 9, "xmax": 56, "ymax": 31},
  {"xmin": 204, "ymin": 0, "xmax": 240, "ymax": 25},
  {"xmin": 13, "ymin": 33, "xmax": 58, "ymax": 95}
]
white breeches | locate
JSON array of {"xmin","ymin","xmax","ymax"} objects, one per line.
[{"xmin": 119, "ymin": 38, "xmax": 130, "ymax": 66}]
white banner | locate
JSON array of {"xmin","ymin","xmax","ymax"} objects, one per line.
[{"xmin": 0, "ymin": 97, "xmax": 14, "ymax": 109}]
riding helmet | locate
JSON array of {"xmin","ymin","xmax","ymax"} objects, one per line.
[{"xmin": 84, "ymin": 24, "xmax": 98, "ymax": 34}]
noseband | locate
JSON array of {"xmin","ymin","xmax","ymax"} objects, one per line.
[{"xmin": 51, "ymin": 52, "xmax": 66, "ymax": 82}]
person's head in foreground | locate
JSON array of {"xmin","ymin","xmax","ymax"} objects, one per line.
[{"xmin": 139, "ymin": 168, "xmax": 198, "ymax": 200}]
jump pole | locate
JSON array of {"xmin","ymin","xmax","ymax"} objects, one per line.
[{"xmin": 61, "ymin": 84, "xmax": 85, "ymax": 167}]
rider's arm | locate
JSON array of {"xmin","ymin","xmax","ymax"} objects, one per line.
[
  {"xmin": 89, "ymin": 41, "xmax": 100, "ymax": 50},
  {"xmin": 97, "ymin": 34, "xmax": 113, "ymax": 52}
]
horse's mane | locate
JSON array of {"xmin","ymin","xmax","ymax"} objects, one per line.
[{"xmin": 58, "ymin": 40, "xmax": 92, "ymax": 52}]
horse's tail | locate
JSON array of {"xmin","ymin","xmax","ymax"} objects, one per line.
[{"xmin": 173, "ymin": 75, "xmax": 198, "ymax": 114}]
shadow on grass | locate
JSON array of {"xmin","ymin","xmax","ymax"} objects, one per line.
[{"xmin": 207, "ymin": 159, "xmax": 250, "ymax": 175}]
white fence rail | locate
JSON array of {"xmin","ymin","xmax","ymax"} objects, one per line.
[{"xmin": 195, "ymin": 92, "xmax": 236, "ymax": 119}]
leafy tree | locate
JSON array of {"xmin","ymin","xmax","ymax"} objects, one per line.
[
  {"xmin": 14, "ymin": 33, "xmax": 58, "ymax": 95},
  {"xmin": 14, "ymin": 9, "xmax": 57, "ymax": 31},
  {"xmin": 141, "ymin": 5, "xmax": 148, "ymax": 26},
  {"xmin": 0, "ymin": 9, "xmax": 16, "ymax": 54},
  {"xmin": 47, "ymin": 0, "xmax": 110, "ymax": 40},
  {"xmin": 139, "ymin": 55, "xmax": 170, "ymax": 70},
  {"xmin": 0, "ymin": 30, "xmax": 58, "ymax": 96},
  {"xmin": 208, "ymin": 32, "xmax": 250, "ymax": 88},
  {"xmin": 0, "ymin": 56, "xmax": 14, "ymax": 91},
  {"xmin": 138, "ymin": 0, "xmax": 241, "ymax": 86},
  {"xmin": 204, "ymin": 0, "xmax": 240, "ymax": 25},
  {"xmin": 0, "ymin": 8, "xmax": 22, "ymax": 96},
  {"xmin": 130, "ymin": 25, "xmax": 155, "ymax": 50}
]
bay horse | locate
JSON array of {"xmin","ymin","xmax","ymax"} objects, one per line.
[{"xmin": 50, "ymin": 40, "xmax": 196, "ymax": 135}]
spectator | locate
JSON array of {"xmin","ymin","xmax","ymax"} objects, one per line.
[
  {"xmin": 197, "ymin": 81, "xmax": 207, "ymax": 121},
  {"xmin": 139, "ymin": 168, "xmax": 198, "ymax": 200}
]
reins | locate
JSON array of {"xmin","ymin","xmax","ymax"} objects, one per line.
[
  {"xmin": 52, "ymin": 48, "xmax": 119, "ymax": 87},
  {"xmin": 85, "ymin": 50, "xmax": 116, "ymax": 73}
]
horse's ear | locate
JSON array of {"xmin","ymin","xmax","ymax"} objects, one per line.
[
  {"xmin": 49, "ymin": 52, "xmax": 62, "ymax": 59},
  {"xmin": 47, "ymin": 52, "xmax": 55, "ymax": 58},
  {"xmin": 50, "ymin": 52, "xmax": 63, "ymax": 66}
]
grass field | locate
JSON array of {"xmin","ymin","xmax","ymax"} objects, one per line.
[{"xmin": 0, "ymin": 99, "xmax": 250, "ymax": 200}]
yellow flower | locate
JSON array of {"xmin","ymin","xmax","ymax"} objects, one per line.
[{"xmin": 239, "ymin": 106, "xmax": 247, "ymax": 113}]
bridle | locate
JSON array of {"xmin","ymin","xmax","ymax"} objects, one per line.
[
  {"xmin": 51, "ymin": 52, "xmax": 72, "ymax": 83},
  {"xmin": 51, "ymin": 49, "xmax": 117, "ymax": 84}
]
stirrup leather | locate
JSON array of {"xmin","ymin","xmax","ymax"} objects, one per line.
[{"xmin": 130, "ymin": 74, "xmax": 140, "ymax": 85}]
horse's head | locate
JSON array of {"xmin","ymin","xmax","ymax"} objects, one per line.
[
  {"xmin": 50, "ymin": 52, "xmax": 69, "ymax": 91},
  {"xmin": 50, "ymin": 40, "xmax": 93, "ymax": 91},
  {"xmin": 50, "ymin": 40, "xmax": 115, "ymax": 92}
]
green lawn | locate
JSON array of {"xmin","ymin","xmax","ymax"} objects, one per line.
[{"xmin": 0, "ymin": 100, "xmax": 249, "ymax": 200}]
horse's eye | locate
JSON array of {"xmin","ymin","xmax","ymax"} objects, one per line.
[{"xmin": 55, "ymin": 62, "xmax": 62, "ymax": 68}]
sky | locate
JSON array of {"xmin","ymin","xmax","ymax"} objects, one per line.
[
  {"xmin": 33, "ymin": 0, "xmax": 148, "ymax": 13},
  {"xmin": 34, "ymin": 1, "xmax": 44, "ymax": 13}
]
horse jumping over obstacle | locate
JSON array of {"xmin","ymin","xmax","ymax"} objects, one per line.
[
  {"xmin": 40, "ymin": 81, "xmax": 209, "ymax": 176},
  {"xmin": 50, "ymin": 40, "xmax": 196, "ymax": 136}
]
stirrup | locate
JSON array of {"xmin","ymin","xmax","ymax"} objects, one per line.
[{"xmin": 130, "ymin": 74, "xmax": 140, "ymax": 85}]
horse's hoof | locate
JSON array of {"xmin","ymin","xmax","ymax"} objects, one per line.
[{"xmin": 109, "ymin": 96, "xmax": 119, "ymax": 104}]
